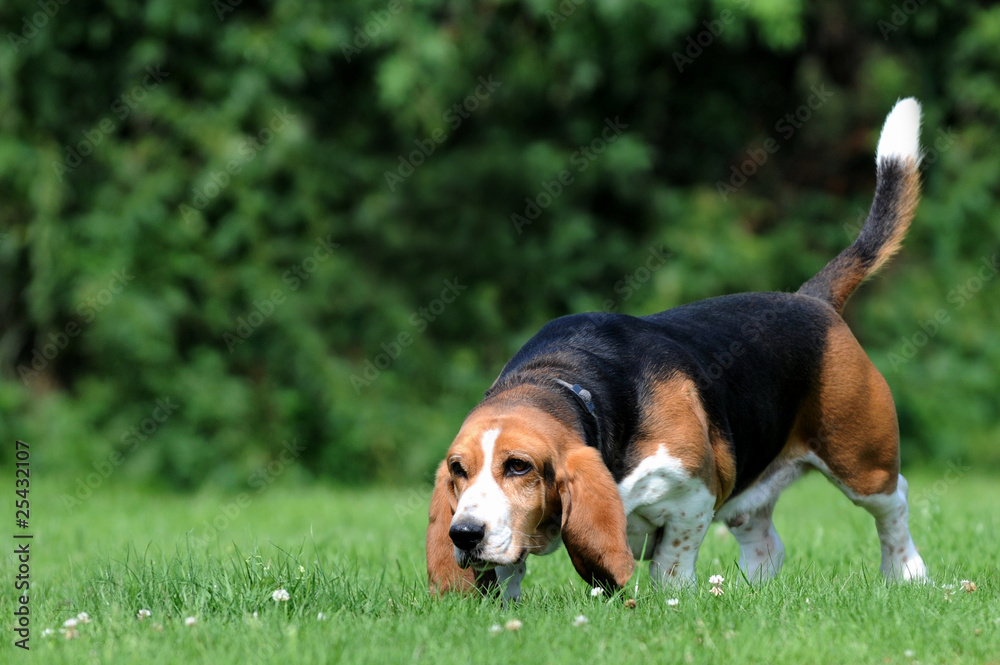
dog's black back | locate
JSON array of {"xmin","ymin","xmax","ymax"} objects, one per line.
[{"xmin": 488, "ymin": 292, "xmax": 836, "ymax": 495}]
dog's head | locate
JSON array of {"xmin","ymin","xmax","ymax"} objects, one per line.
[{"xmin": 426, "ymin": 403, "xmax": 634, "ymax": 593}]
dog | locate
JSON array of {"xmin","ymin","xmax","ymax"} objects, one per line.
[{"xmin": 426, "ymin": 98, "xmax": 928, "ymax": 600}]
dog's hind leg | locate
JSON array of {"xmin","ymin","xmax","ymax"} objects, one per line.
[
  {"xmin": 850, "ymin": 474, "xmax": 927, "ymax": 580},
  {"xmin": 810, "ymin": 450, "xmax": 927, "ymax": 580},
  {"xmin": 802, "ymin": 322, "xmax": 928, "ymax": 581}
]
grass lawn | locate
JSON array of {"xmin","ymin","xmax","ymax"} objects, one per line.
[{"xmin": 4, "ymin": 467, "xmax": 999, "ymax": 664}]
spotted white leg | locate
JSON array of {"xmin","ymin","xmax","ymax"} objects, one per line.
[
  {"xmin": 617, "ymin": 445, "xmax": 718, "ymax": 588},
  {"xmin": 648, "ymin": 496, "xmax": 714, "ymax": 587},
  {"xmin": 496, "ymin": 562, "xmax": 527, "ymax": 601},
  {"xmin": 725, "ymin": 503, "xmax": 785, "ymax": 582},
  {"xmin": 852, "ymin": 474, "xmax": 927, "ymax": 581}
]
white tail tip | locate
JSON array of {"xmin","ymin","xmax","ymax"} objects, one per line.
[{"xmin": 876, "ymin": 97, "xmax": 922, "ymax": 164}]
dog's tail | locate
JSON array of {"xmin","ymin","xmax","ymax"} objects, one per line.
[{"xmin": 798, "ymin": 98, "xmax": 922, "ymax": 314}]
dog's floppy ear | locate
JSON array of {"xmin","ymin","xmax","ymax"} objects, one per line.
[
  {"xmin": 558, "ymin": 445, "xmax": 634, "ymax": 589},
  {"xmin": 426, "ymin": 460, "xmax": 497, "ymax": 594}
]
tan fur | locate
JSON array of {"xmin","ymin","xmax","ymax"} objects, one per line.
[
  {"xmin": 446, "ymin": 401, "xmax": 569, "ymax": 558},
  {"xmin": 792, "ymin": 320, "xmax": 900, "ymax": 496},
  {"xmin": 799, "ymin": 159, "xmax": 921, "ymax": 313},
  {"xmin": 709, "ymin": 424, "xmax": 737, "ymax": 509},
  {"xmin": 558, "ymin": 445, "xmax": 635, "ymax": 587},
  {"xmin": 836, "ymin": 164, "xmax": 920, "ymax": 306},
  {"xmin": 426, "ymin": 397, "xmax": 634, "ymax": 591},
  {"xmin": 427, "ymin": 461, "xmax": 497, "ymax": 594},
  {"xmin": 632, "ymin": 376, "xmax": 736, "ymax": 509}
]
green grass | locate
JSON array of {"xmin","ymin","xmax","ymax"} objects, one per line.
[{"xmin": 4, "ymin": 469, "xmax": 999, "ymax": 664}]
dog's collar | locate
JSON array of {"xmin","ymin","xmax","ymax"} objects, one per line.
[{"xmin": 553, "ymin": 378, "xmax": 603, "ymax": 448}]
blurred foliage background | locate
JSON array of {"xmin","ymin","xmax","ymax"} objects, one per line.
[{"xmin": 0, "ymin": 0, "xmax": 997, "ymax": 489}]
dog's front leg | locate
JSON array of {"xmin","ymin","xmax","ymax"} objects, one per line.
[
  {"xmin": 496, "ymin": 562, "xmax": 527, "ymax": 602},
  {"xmin": 649, "ymin": 493, "xmax": 715, "ymax": 587}
]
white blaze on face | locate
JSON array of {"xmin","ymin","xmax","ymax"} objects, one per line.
[{"xmin": 452, "ymin": 427, "xmax": 513, "ymax": 558}]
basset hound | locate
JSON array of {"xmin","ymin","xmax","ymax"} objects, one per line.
[{"xmin": 427, "ymin": 98, "xmax": 928, "ymax": 599}]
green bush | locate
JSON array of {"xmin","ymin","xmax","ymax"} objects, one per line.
[{"xmin": 1, "ymin": 0, "xmax": 997, "ymax": 487}]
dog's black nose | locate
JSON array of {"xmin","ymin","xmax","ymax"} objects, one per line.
[{"xmin": 449, "ymin": 522, "xmax": 486, "ymax": 551}]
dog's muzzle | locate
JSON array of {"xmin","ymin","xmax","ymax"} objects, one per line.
[
  {"xmin": 449, "ymin": 521, "xmax": 486, "ymax": 551},
  {"xmin": 449, "ymin": 521, "xmax": 495, "ymax": 570}
]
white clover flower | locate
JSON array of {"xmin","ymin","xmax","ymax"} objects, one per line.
[
  {"xmin": 272, "ymin": 588, "xmax": 291, "ymax": 602},
  {"xmin": 76, "ymin": 612, "xmax": 91, "ymax": 624},
  {"xmin": 573, "ymin": 615, "xmax": 589, "ymax": 626},
  {"xmin": 667, "ymin": 598, "xmax": 680, "ymax": 607},
  {"xmin": 590, "ymin": 587, "xmax": 604, "ymax": 597},
  {"xmin": 41, "ymin": 628, "xmax": 54, "ymax": 638},
  {"xmin": 184, "ymin": 616, "xmax": 197, "ymax": 627},
  {"xmin": 488, "ymin": 624, "xmax": 503, "ymax": 634},
  {"xmin": 904, "ymin": 649, "xmax": 915, "ymax": 658},
  {"xmin": 137, "ymin": 609, "xmax": 152, "ymax": 621},
  {"xmin": 709, "ymin": 585, "xmax": 724, "ymax": 597},
  {"xmin": 62, "ymin": 618, "xmax": 78, "ymax": 629},
  {"xmin": 709, "ymin": 574, "xmax": 725, "ymax": 586},
  {"xmin": 504, "ymin": 619, "xmax": 523, "ymax": 631},
  {"xmin": 61, "ymin": 627, "xmax": 79, "ymax": 640},
  {"xmin": 252, "ymin": 611, "xmax": 259, "ymax": 619},
  {"xmin": 961, "ymin": 579, "xmax": 977, "ymax": 593},
  {"xmin": 317, "ymin": 612, "xmax": 327, "ymax": 620}
]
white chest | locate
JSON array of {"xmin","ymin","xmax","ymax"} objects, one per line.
[{"xmin": 616, "ymin": 445, "xmax": 715, "ymax": 559}]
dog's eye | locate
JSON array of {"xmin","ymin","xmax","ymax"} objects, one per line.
[
  {"xmin": 449, "ymin": 461, "xmax": 466, "ymax": 478},
  {"xmin": 505, "ymin": 458, "xmax": 532, "ymax": 476}
]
